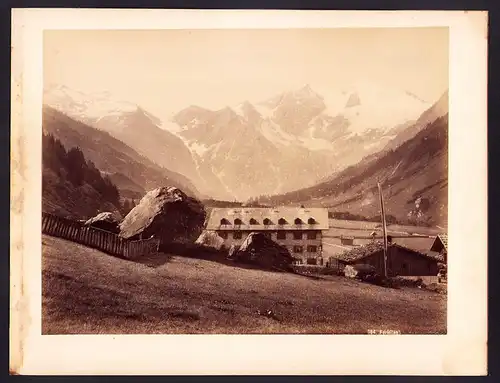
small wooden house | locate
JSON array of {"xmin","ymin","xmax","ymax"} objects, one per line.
[
  {"xmin": 331, "ymin": 241, "xmax": 444, "ymax": 277},
  {"xmin": 340, "ymin": 235, "xmax": 355, "ymax": 246}
]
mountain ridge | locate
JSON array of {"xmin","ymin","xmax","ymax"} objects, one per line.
[
  {"xmin": 256, "ymin": 109, "xmax": 448, "ymax": 226},
  {"xmin": 42, "ymin": 106, "xmax": 200, "ymax": 200},
  {"xmin": 44, "ymin": 83, "xmax": 439, "ymax": 201}
]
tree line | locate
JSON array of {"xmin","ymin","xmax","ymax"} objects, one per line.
[{"xmin": 42, "ymin": 133, "xmax": 138, "ymax": 216}]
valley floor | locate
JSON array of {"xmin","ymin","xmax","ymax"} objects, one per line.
[{"xmin": 42, "ymin": 235, "xmax": 446, "ymax": 334}]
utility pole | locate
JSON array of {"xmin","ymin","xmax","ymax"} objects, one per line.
[{"xmin": 377, "ymin": 182, "xmax": 388, "ymax": 279}]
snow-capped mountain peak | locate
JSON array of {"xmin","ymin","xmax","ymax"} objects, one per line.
[
  {"xmin": 293, "ymin": 83, "xmax": 325, "ymax": 101},
  {"xmin": 44, "ymin": 84, "xmax": 138, "ymax": 120},
  {"xmin": 44, "ymin": 83, "xmax": 438, "ymax": 202}
]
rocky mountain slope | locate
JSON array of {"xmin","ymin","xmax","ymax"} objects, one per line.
[
  {"xmin": 42, "ymin": 106, "xmax": 199, "ymax": 200},
  {"xmin": 43, "ymin": 85, "xmax": 203, "ymax": 193},
  {"xmin": 45, "ymin": 83, "xmax": 431, "ymax": 201},
  {"xmin": 259, "ymin": 104, "xmax": 449, "ymax": 226},
  {"xmin": 169, "ymin": 83, "xmax": 430, "ymax": 200}
]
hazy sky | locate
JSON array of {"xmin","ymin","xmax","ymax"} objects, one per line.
[{"xmin": 44, "ymin": 28, "xmax": 448, "ymax": 121}]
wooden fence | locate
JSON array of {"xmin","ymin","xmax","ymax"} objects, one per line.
[{"xmin": 41, "ymin": 212, "xmax": 160, "ymax": 259}]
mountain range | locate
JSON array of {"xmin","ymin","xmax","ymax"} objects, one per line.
[
  {"xmin": 44, "ymin": 83, "xmax": 435, "ymax": 201},
  {"xmin": 260, "ymin": 94, "xmax": 449, "ymax": 226},
  {"xmin": 42, "ymin": 106, "xmax": 199, "ymax": 200}
]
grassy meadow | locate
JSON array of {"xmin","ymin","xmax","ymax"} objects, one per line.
[{"xmin": 42, "ymin": 234, "xmax": 446, "ymax": 335}]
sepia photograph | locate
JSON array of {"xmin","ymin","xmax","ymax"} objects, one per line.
[
  {"xmin": 40, "ymin": 27, "xmax": 449, "ymax": 335},
  {"xmin": 10, "ymin": 8, "xmax": 488, "ymax": 376}
]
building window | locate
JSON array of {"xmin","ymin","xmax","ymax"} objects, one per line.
[
  {"xmin": 277, "ymin": 231, "xmax": 286, "ymax": 240},
  {"xmin": 278, "ymin": 218, "xmax": 287, "ymax": 225},
  {"xmin": 293, "ymin": 231, "xmax": 303, "ymax": 240},
  {"xmin": 233, "ymin": 232, "xmax": 242, "ymax": 240},
  {"xmin": 220, "ymin": 218, "xmax": 230, "ymax": 225},
  {"xmin": 294, "ymin": 218, "xmax": 303, "ymax": 225},
  {"xmin": 307, "ymin": 245, "xmax": 317, "ymax": 253},
  {"xmin": 307, "ymin": 258, "xmax": 317, "ymax": 265},
  {"xmin": 219, "ymin": 232, "xmax": 228, "ymax": 239},
  {"xmin": 249, "ymin": 218, "xmax": 258, "ymax": 225},
  {"xmin": 293, "ymin": 245, "xmax": 303, "ymax": 253},
  {"xmin": 263, "ymin": 218, "xmax": 272, "ymax": 225},
  {"xmin": 234, "ymin": 218, "xmax": 242, "ymax": 225},
  {"xmin": 307, "ymin": 217, "xmax": 316, "ymax": 224},
  {"xmin": 307, "ymin": 231, "xmax": 317, "ymax": 240}
]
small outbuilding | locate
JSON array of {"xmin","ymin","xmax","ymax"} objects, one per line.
[
  {"xmin": 331, "ymin": 241, "xmax": 444, "ymax": 277},
  {"xmin": 340, "ymin": 235, "xmax": 355, "ymax": 246}
]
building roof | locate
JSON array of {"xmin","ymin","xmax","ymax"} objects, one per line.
[
  {"xmin": 205, "ymin": 207, "xmax": 329, "ymax": 231},
  {"xmin": 331, "ymin": 241, "xmax": 445, "ymax": 264},
  {"xmin": 437, "ymin": 234, "xmax": 448, "ymax": 251},
  {"xmin": 391, "ymin": 236, "xmax": 436, "ymax": 254}
]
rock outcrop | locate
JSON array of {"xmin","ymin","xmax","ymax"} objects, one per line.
[
  {"xmin": 195, "ymin": 230, "xmax": 225, "ymax": 251},
  {"xmin": 119, "ymin": 186, "xmax": 206, "ymax": 247},
  {"xmin": 233, "ymin": 232, "xmax": 294, "ymax": 270},
  {"xmin": 84, "ymin": 211, "xmax": 121, "ymax": 233}
]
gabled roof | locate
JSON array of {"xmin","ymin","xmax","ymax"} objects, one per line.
[
  {"xmin": 205, "ymin": 207, "xmax": 329, "ymax": 231},
  {"xmin": 437, "ymin": 234, "xmax": 448, "ymax": 251},
  {"xmin": 331, "ymin": 241, "xmax": 444, "ymax": 263},
  {"xmin": 429, "ymin": 233, "xmax": 448, "ymax": 254},
  {"xmin": 392, "ymin": 236, "xmax": 436, "ymax": 254}
]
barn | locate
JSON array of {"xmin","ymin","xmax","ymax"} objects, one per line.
[{"xmin": 331, "ymin": 241, "xmax": 444, "ymax": 277}]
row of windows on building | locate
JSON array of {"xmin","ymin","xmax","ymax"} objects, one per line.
[
  {"xmin": 293, "ymin": 245, "xmax": 318, "ymax": 253},
  {"xmin": 220, "ymin": 217, "xmax": 317, "ymax": 226},
  {"xmin": 218, "ymin": 231, "xmax": 318, "ymax": 240}
]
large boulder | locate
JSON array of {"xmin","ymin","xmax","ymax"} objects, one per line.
[
  {"xmin": 234, "ymin": 232, "xmax": 294, "ymax": 271},
  {"xmin": 84, "ymin": 211, "xmax": 121, "ymax": 233},
  {"xmin": 195, "ymin": 230, "xmax": 225, "ymax": 251},
  {"xmin": 119, "ymin": 186, "xmax": 206, "ymax": 247}
]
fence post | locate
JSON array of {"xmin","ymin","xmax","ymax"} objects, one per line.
[
  {"xmin": 41, "ymin": 215, "xmax": 47, "ymax": 232},
  {"xmin": 99, "ymin": 231, "xmax": 104, "ymax": 251},
  {"xmin": 106, "ymin": 233, "xmax": 111, "ymax": 253},
  {"xmin": 53, "ymin": 219, "xmax": 60, "ymax": 237}
]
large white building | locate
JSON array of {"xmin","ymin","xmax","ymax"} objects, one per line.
[{"xmin": 205, "ymin": 207, "xmax": 329, "ymax": 265}]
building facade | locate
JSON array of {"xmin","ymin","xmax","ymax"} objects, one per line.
[{"xmin": 205, "ymin": 207, "xmax": 329, "ymax": 264}]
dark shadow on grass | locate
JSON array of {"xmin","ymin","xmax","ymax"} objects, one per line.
[
  {"xmin": 133, "ymin": 252, "xmax": 174, "ymax": 268},
  {"xmin": 160, "ymin": 242, "xmax": 293, "ymax": 274}
]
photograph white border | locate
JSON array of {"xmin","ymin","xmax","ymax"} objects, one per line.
[{"xmin": 10, "ymin": 9, "xmax": 488, "ymax": 375}]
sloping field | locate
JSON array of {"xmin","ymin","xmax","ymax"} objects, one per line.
[{"xmin": 42, "ymin": 235, "xmax": 446, "ymax": 334}]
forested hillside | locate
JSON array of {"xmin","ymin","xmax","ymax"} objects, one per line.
[
  {"xmin": 42, "ymin": 133, "xmax": 124, "ymax": 220},
  {"xmin": 42, "ymin": 106, "xmax": 200, "ymax": 200}
]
